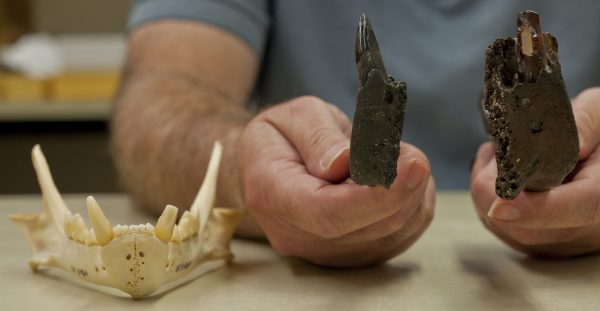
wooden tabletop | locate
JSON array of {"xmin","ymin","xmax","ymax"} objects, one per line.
[{"xmin": 1, "ymin": 193, "xmax": 599, "ymax": 310}]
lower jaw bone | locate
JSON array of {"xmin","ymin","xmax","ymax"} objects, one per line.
[{"xmin": 9, "ymin": 141, "xmax": 244, "ymax": 299}]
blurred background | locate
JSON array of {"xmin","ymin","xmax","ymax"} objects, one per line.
[{"xmin": 0, "ymin": 0, "xmax": 131, "ymax": 193}]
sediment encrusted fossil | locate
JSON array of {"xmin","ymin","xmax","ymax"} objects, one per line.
[
  {"xmin": 10, "ymin": 142, "xmax": 243, "ymax": 299},
  {"xmin": 350, "ymin": 13, "xmax": 407, "ymax": 189},
  {"xmin": 482, "ymin": 10, "xmax": 579, "ymax": 200}
]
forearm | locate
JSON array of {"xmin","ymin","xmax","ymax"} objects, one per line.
[
  {"xmin": 110, "ymin": 20, "xmax": 267, "ymax": 238},
  {"xmin": 111, "ymin": 71, "xmax": 264, "ymax": 238}
]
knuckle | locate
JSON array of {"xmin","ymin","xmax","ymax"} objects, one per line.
[
  {"xmin": 296, "ymin": 95, "xmax": 325, "ymax": 107},
  {"xmin": 305, "ymin": 127, "xmax": 339, "ymax": 154},
  {"xmin": 287, "ymin": 96, "xmax": 324, "ymax": 115}
]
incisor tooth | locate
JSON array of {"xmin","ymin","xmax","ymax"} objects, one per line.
[
  {"xmin": 86, "ymin": 196, "xmax": 114, "ymax": 246},
  {"xmin": 155, "ymin": 205, "xmax": 178, "ymax": 243},
  {"xmin": 145, "ymin": 223, "xmax": 154, "ymax": 233}
]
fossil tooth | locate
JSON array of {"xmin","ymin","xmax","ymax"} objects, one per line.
[
  {"xmin": 482, "ymin": 10, "xmax": 578, "ymax": 199},
  {"xmin": 155, "ymin": 205, "xmax": 178, "ymax": 243},
  {"xmin": 86, "ymin": 196, "xmax": 114, "ymax": 246},
  {"xmin": 350, "ymin": 13, "xmax": 407, "ymax": 189}
]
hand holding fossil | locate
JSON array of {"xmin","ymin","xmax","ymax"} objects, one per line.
[
  {"xmin": 472, "ymin": 87, "xmax": 600, "ymax": 257},
  {"xmin": 237, "ymin": 96, "xmax": 435, "ymax": 267}
]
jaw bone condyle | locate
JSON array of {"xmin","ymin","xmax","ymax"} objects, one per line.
[{"xmin": 10, "ymin": 142, "xmax": 244, "ymax": 299}]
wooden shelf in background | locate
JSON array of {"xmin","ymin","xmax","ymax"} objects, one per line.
[{"xmin": 0, "ymin": 102, "xmax": 111, "ymax": 122}]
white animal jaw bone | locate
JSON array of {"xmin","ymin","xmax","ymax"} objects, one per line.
[{"xmin": 10, "ymin": 142, "xmax": 244, "ymax": 299}]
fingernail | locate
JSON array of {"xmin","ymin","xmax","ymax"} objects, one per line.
[
  {"xmin": 320, "ymin": 144, "xmax": 349, "ymax": 170},
  {"xmin": 406, "ymin": 160, "xmax": 428, "ymax": 190},
  {"xmin": 488, "ymin": 202, "xmax": 520, "ymax": 221}
]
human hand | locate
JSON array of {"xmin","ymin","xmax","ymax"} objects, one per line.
[
  {"xmin": 471, "ymin": 87, "xmax": 600, "ymax": 257},
  {"xmin": 237, "ymin": 96, "xmax": 435, "ymax": 267}
]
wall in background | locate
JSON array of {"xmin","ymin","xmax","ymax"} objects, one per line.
[
  {"xmin": 32, "ymin": 0, "xmax": 130, "ymax": 33},
  {"xmin": 0, "ymin": 0, "xmax": 131, "ymax": 194}
]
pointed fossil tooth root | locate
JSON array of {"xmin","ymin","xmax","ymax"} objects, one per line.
[
  {"xmin": 86, "ymin": 196, "xmax": 114, "ymax": 246},
  {"xmin": 355, "ymin": 13, "xmax": 386, "ymax": 85},
  {"xmin": 155, "ymin": 205, "xmax": 178, "ymax": 243}
]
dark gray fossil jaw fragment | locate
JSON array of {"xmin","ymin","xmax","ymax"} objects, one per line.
[
  {"xmin": 350, "ymin": 13, "xmax": 407, "ymax": 189},
  {"xmin": 482, "ymin": 10, "xmax": 579, "ymax": 200}
]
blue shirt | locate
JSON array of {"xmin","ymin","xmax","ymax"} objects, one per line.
[{"xmin": 129, "ymin": 0, "xmax": 600, "ymax": 189}]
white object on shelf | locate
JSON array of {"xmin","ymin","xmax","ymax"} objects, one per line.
[
  {"xmin": 0, "ymin": 33, "xmax": 125, "ymax": 79},
  {"xmin": 0, "ymin": 34, "xmax": 65, "ymax": 79}
]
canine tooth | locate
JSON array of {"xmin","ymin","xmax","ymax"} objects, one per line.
[
  {"xmin": 86, "ymin": 196, "xmax": 114, "ymax": 246},
  {"xmin": 155, "ymin": 205, "xmax": 178, "ymax": 243},
  {"xmin": 190, "ymin": 141, "xmax": 222, "ymax": 233}
]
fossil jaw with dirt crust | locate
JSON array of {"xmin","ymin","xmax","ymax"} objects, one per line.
[
  {"xmin": 10, "ymin": 142, "xmax": 244, "ymax": 299},
  {"xmin": 482, "ymin": 10, "xmax": 579, "ymax": 200}
]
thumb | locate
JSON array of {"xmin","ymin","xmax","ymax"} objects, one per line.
[
  {"xmin": 572, "ymin": 87, "xmax": 600, "ymax": 160},
  {"xmin": 261, "ymin": 96, "xmax": 351, "ymax": 182}
]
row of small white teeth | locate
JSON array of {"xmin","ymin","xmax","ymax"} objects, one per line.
[
  {"xmin": 113, "ymin": 224, "xmax": 155, "ymax": 237},
  {"xmin": 64, "ymin": 198, "xmax": 199, "ymax": 246}
]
